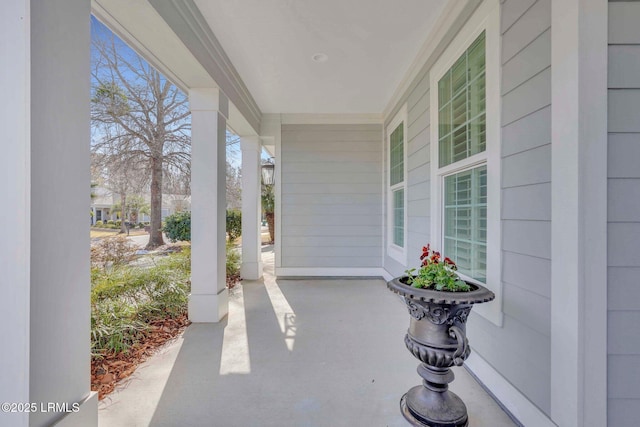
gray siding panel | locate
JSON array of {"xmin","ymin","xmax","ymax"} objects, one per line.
[
  {"xmin": 608, "ymin": 400, "xmax": 640, "ymax": 426},
  {"xmin": 282, "ymin": 214, "xmax": 382, "ymax": 227},
  {"xmin": 502, "ymin": 29, "xmax": 551, "ymax": 95},
  {"xmin": 503, "ymin": 220, "xmax": 551, "ymax": 259},
  {"xmin": 501, "ymin": 0, "xmax": 551, "ymax": 63},
  {"xmin": 281, "ymin": 193, "xmax": 379, "ymax": 206},
  {"xmin": 408, "ymin": 128, "xmax": 429, "ymax": 156},
  {"xmin": 501, "ymin": 0, "xmax": 537, "ymax": 32},
  {"xmin": 501, "ymin": 67, "xmax": 551, "ymax": 126},
  {"xmin": 609, "ymin": 89, "xmax": 640, "ymax": 133},
  {"xmin": 608, "ymin": 311, "xmax": 640, "ymax": 354},
  {"xmin": 501, "ymin": 105, "xmax": 551, "ymax": 157},
  {"xmin": 494, "ymin": 0, "xmax": 552, "ymax": 414},
  {"xmin": 407, "ymin": 73, "xmax": 429, "ymax": 111},
  {"xmin": 608, "ymin": 179, "xmax": 640, "ymax": 222},
  {"xmin": 609, "ymin": 2, "xmax": 640, "ymax": 44},
  {"xmin": 281, "ymin": 124, "xmax": 382, "ymax": 269},
  {"xmin": 608, "ymin": 4, "xmax": 640, "ymax": 425},
  {"xmin": 502, "ymin": 251, "xmax": 551, "ymax": 299},
  {"xmin": 608, "ymin": 133, "xmax": 640, "ymax": 178},
  {"xmin": 466, "ymin": 313, "xmax": 551, "ymax": 412},
  {"xmin": 407, "ymin": 109, "xmax": 430, "ymax": 142},
  {"xmin": 608, "ymin": 356, "xmax": 640, "ymax": 399},
  {"xmin": 503, "ymin": 284, "xmax": 551, "ymax": 336},
  {"xmin": 282, "ymin": 235, "xmax": 381, "ymax": 248},
  {"xmin": 609, "ymin": 45, "xmax": 640, "ymax": 89},
  {"xmin": 608, "ymin": 223, "xmax": 640, "ymax": 267},
  {"xmin": 608, "ymin": 267, "xmax": 640, "ymax": 311},
  {"xmin": 407, "ymin": 145, "xmax": 429, "ymax": 171},
  {"xmin": 502, "ymin": 144, "xmax": 551, "ymax": 188},
  {"xmin": 502, "ymin": 183, "xmax": 551, "ymax": 221}
]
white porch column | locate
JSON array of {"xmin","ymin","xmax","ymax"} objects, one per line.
[
  {"xmin": 6, "ymin": 0, "xmax": 98, "ymax": 426},
  {"xmin": 240, "ymin": 136, "xmax": 264, "ymax": 280},
  {"xmin": 189, "ymin": 88, "xmax": 229, "ymax": 322},
  {"xmin": 551, "ymin": 1, "xmax": 607, "ymax": 426},
  {"xmin": 1, "ymin": 2, "xmax": 31, "ymax": 426}
]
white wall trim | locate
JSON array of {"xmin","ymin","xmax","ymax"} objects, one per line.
[
  {"xmin": 276, "ymin": 267, "xmax": 393, "ymax": 281},
  {"xmin": 383, "ymin": 0, "xmax": 482, "ymax": 120},
  {"xmin": 429, "ymin": 0, "xmax": 503, "ymax": 327},
  {"xmin": 380, "ymin": 124, "xmax": 387, "ymax": 269},
  {"xmin": 148, "ymin": 0, "xmax": 262, "ymax": 133},
  {"xmin": 465, "ymin": 352, "xmax": 556, "ymax": 427},
  {"xmin": 386, "ymin": 104, "xmax": 408, "ymax": 265},
  {"xmin": 550, "ymin": 1, "xmax": 608, "ymax": 426},
  {"xmin": 274, "ymin": 116, "xmax": 283, "ymax": 269},
  {"xmin": 1, "ymin": 1, "xmax": 31, "ymax": 422},
  {"xmin": 280, "ymin": 113, "xmax": 383, "ymax": 125}
]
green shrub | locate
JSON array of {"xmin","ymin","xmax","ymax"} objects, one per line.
[
  {"xmin": 163, "ymin": 211, "xmax": 191, "ymax": 242},
  {"xmin": 226, "ymin": 209, "xmax": 242, "ymax": 242},
  {"xmin": 115, "ymin": 220, "xmax": 122, "ymax": 227},
  {"xmin": 106, "ymin": 220, "xmax": 115, "ymax": 225},
  {"xmin": 226, "ymin": 242, "xmax": 240, "ymax": 279},
  {"xmin": 137, "ymin": 222, "xmax": 145, "ymax": 229},
  {"xmin": 91, "ymin": 248, "xmax": 191, "ymax": 356},
  {"xmin": 95, "ymin": 220, "xmax": 103, "ymax": 227}
]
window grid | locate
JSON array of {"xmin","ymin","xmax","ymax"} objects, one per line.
[
  {"xmin": 438, "ymin": 32, "xmax": 486, "ymax": 168},
  {"xmin": 393, "ymin": 189, "xmax": 405, "ymax": 247},
  {"xmin": 389, "ymin": 119, "xmax": 405, "ymax": 250},
  {"xmin": 444, "ymin": 166, "xmax": 487, "ymax": 281},
  {"xmin": 389, "ymin": 124, "xmax": 404, "ymax": 186}
]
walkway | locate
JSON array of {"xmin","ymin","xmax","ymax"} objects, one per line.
[{"xmin": 98, "ymin": 248, "xmax": 516, "ymax": 427}]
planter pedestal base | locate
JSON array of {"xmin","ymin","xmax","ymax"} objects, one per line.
[
  {"xmin": 400, "ymin": 363, "xmax": 468, "ymax": 427},
  {"xmin": 387, "ymin": 276, "xmax": 494, "ymax": 427}
]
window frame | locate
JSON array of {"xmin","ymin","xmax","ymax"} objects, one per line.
[
  {"xmin": 387, "ymin": 104, "xmax": 408, "ymax": 264},
  {"xmin": 429, "ymin": 0, "xmax": 502, "ymax": 326}
]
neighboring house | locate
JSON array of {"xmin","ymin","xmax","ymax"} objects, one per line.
[
  {"xmin": 3, "ymin": 1, "xmax": 637, "ymax": 426},
  {"xmin": 90, "ymin": 186, "xmax": 115, "ymax": 224},
  {"xmin": 90, "ymin": 186, "xmax": 191, "ymax": 225}
]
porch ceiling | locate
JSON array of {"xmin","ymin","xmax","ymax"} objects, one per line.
[{"xmin": 193, "ymin": 0, "xmax": 448, "ymax": 114}]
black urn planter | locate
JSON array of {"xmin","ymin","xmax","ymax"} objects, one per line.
[{"xmin": 388, "ymin": 277, "xmax": 495, "ymax": 427}]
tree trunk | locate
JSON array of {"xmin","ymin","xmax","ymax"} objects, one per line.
[
  {"xmin": 266, "ymin": 212, "xmax": 275, "ymax": 244},
  {"xmin": 119, "ymin": 193, "xmax": 127, "ymax": 233},
  {"xmin": 146, "ymin": 154, "xmax": 165, "ymax": 249}
]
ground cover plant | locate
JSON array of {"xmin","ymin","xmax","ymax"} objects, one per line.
[
  {"xmin": 90, "ymin": 234, "xmax": 242, "ymax": 398},
  {"xmin": 90, "ymin": 244, "xmax": 191, "ymax": 398}
]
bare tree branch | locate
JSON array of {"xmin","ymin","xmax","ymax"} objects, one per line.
[{"xmin": 91, "ymin": 28, "xmax": 191, "ymax": 248}]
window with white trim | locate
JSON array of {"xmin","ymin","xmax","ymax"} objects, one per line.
[
  {"xmin": 387, "ymin": 106, "xmax": 407, "ymax": 263},
  {"xmin": 430, "ymin": 0, "xmax": 502, "ymax": 326},
  {"xmin": 439, "ymin": 31, "xmax": 487, "ymax": 281}
]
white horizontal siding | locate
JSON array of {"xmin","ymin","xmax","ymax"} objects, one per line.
[{"xmin": 280, "ymin": 123, "xmax": 382, "ymax": 269}]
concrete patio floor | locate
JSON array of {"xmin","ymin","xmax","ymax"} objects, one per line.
[{"xmin": 99, "ymin": 249, "xmax": 517, "ymax": 427}]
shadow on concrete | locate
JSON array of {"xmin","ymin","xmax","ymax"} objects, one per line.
[{"xmin": 101, "ymin": 248, "xmax": 517, "ymax": 427}]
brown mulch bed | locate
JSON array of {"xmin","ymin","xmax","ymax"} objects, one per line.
[
  {"xmin": 91, "ymin": 274, "xmax": 241, "ymax": 400},
  {"xmin": 91, "ymin": 314, "xmax": 191, "ymax": 400},
  {"xmin": 227, "ymin": 272, "xmax": 241, "ymax": 289}
]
